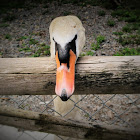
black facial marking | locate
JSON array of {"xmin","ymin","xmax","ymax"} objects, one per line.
[
  {"xmin": 53, "ymin": 38, "xmax": 58, "ymax": 54},
  {"xmin": 69, "ymin": 34, "xmax": 77, "ymax": 55},
  {"xmin": 54, "ymin": 34, "xmax": 77, "ymax": 68}
]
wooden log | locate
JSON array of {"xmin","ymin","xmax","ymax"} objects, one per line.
[
  {"xmin": 0, "ymin": 106, "xmax": 140, "ymax": 140},
  {"xmin": 0, "ymin": 56, "xmax": 140, "ymax": 95}
]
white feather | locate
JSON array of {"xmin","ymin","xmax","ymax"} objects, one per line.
[{"xmin": 49, "ymin": 15, "xmax": 85, "ymax": 58}]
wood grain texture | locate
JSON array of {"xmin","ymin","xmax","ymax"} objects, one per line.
[
  {"xmin": 0, "ymin": 106, "xmax": 139, "ymax": 139},
  {"xmin": 0, "ymin": 56, "xmax": 140, "ymax": 95}
]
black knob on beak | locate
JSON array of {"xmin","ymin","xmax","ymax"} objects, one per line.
[{"xmin": 60, "ymin": 89, "xmax": 69, "ymax": 101}]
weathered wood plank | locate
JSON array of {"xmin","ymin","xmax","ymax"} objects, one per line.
[
  {"xmin": 0, "ymin": 106, "xmax": 139, "ymax": 140},
  {"xmin": 0, "ymin": 56, "xmax": 140, "ymax": 95}
]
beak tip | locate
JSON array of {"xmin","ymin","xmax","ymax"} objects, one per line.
[{"xmin": 60, "ymin": 89, "xmax": 69, "ymax": 101}]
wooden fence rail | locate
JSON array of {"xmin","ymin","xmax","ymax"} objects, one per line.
[
  {"xmin": 0, "ymin": 56, "xmax": 140, "ymax": 95},
  {"xmin": 0, "ymin": 106, "xmax": 140, "ymax": 140}
]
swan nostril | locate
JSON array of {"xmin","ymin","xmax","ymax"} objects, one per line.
[{"xmin": 60, "ymin": 89, "xmax": 69, "ymax": 101}]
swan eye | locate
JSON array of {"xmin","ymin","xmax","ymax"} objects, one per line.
[{"xmin": 53, "ymin": 37, "xmax": 55, "ymax": 42}]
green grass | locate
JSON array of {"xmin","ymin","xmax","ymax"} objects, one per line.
[
  {"xmin": 91, "ymin": 35, "xmax": 106, "ymax": 51},
  {"xmin": 37, "ymin": 44, "xmax": 50, "ymax": 55},
  {"xmin": 0, "ymin": 23, "xmax": 9, "ymax": 27},
  {"xmin": 110, "ymin": 7, "xmax": 140, "ymax": 43},
  {"xmin": 107, "ymin": 19, "xmax": 115, "ymax": 27},
  {"xmin": 96, "ymin": 35, "xmax": 106, "ymax": 44},
  {"xmin": 86, "ymin": 51, "xmax": 94, "ymax": 56},
  {"xmin": 130, "ymin": 35, "xmax": 140, "ymax": 44},
  {"xmin": 31, "ymin": 44, "xmax": 50, "ymax": 57},
  {"xmin": 29, "ymin": 38, "xmax": 39, "ymax": 45},
  {"xmin": 113, "ymin": 31, "xmax": 123, "ymax": 35},
  {"xmin": 19, "ymin": 47, "xmax": 31, "ymax": 52},
  {"xmin": 44, "ymin": 50, "xmax": 50, "ymax": 55},
  {"xmin": 114, "ymin": 47, "xmax": 140, "ymax": 56},
  {"xmin": 122, "ymin": 24, "xmax": 132, "ymax": 33},
  {"xmin": 80, "ymin": 53, "xmax": 86, "ymax": 57},
  {"xmin": 117, "ymin": 34, "xmax": 140, "ymax": 46},
  {"xmin": 110, "ymin": 6, "xmax": 140, "ymax": 44},
  {"xmin": 0, "ymin": 51, "xmax": 3, "ymax": 56},
  {"xmin": 16, "ymin": 36, "xmax": 29, "ymax": 41},
  {"xmin": 122, "ymin": 23, "xmax": 140, "ymax": 33},
  {"xmin": 5, "ymin": 34, "xmax": 12, "ymax": 40},
  {"xmin": 19, "ymin": 43, "xmax": 50, "ymax": 57},
  {"xmin": 124, "ymin": 14, "xmax": 138, "ymax": 22},
  {"xmin": 137, "ymin": 29, "xmax": 140, "ymax": 35},
  {"xmin": 22, "ymin": 43, "xmax": 26, "ymax": 47},
  {"xmin": 111, "ymin": 9, "xmax": 138, "ymax": 21},
  {"xmin": 91, "ymin": 43, "xmax": 100, "ymax": 51},
  {"xmin": 98, "ymin": 10, "xmax": 106, "ymax": 16},
  {"xmin": 111, "ymin": 8, "xmax": 140, "ymax": 23},
  {"xmin": 130, "ymin": 23, "xmax": 140, "ymax": 31},
  {"xmin": 31, "ymin": 52, "xmax": 40, "ymax": 57},
  {"xmin": 16, "ymin": 35, "xmax": 50, "ymax": 57},
  {"xmin": 111, "ymin": 9, "xmax": 130, "ymax": 18}
]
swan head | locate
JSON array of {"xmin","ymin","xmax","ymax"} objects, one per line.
[
  {"xmin": 50, "ymin": 16, "xmax": 85, "ymax": 101},
  {"xmin": 54, "ymin": 35, "xmax": 77, "ymax": 101}
]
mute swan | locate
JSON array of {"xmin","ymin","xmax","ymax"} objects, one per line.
[{"xmin": 49, "ymin": 15, "xmax": 85, "ymax": 120}]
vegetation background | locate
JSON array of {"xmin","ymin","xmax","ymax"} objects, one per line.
[{"xmin": 0, "ymin": 0, "xmax": 140, "ymax": 57}]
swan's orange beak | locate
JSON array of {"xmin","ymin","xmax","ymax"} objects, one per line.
[{"xmin": 55, "ymin": 50, "xmax": 76, "ymax": 101}]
